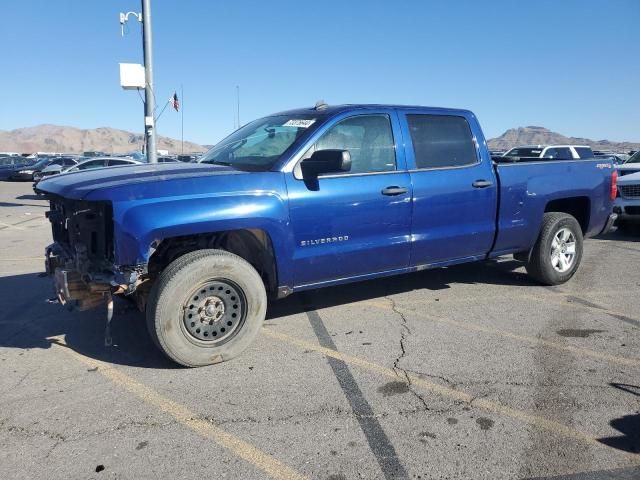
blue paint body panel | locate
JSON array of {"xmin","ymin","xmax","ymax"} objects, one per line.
[
  {"xmin": 491, "ymin": 160, "xmax": 612, "ymax": 256},
  {"xmin": 38, "ymin": 105, "xmax": 615, "ymax": 292}
]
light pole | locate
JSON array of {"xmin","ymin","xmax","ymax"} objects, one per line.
[
  {"xmin": 119, "ymin": 0, "xmax": 158, "ymax": 163},
  {"xmin": 141, "ymin": 0, "xmax": 157, "ymax": 163}
]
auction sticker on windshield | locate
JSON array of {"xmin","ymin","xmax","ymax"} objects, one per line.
[{"xmin": 283, "ymin": 119, "xmax": 316, "ymax": 128}]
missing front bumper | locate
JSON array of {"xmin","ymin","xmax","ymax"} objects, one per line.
[
  {"xmin": 51, "ymin": 268, "xmax": 111, "ymax": 311},
  {"xmin": 46, "ymin": 245, "xmax": 110, "ymax": 311}
]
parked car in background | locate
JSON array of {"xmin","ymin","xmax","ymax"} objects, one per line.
[
  {"xmin": 614, "ymin": 170, "xmax": 640, "ymax": 229},
  {"xmin": 64, "ymin": 157, "xmax": 141, "ymax": 173},
  {"xmin": 9, "ymin": 156, "xmax": 78, "ymax": 181},
  {"xmin": 612, "ymin": 151, "xmax": 640, "ymax": 230},
  {"xmin": 503, "ymin": 145, "xmax": 594, "ymax": 160},
  {"xmin": 0, "ymin": 156, "xmax": 36, "ymax": 180},
  {"xmin": 594, "ymin": 152, "xmax": 630, "ymax": 164},
  {"xmin": 33, "ymin": 157, "xmax": 83, "ymax": 182},
  {"xmin": 82, "ymin": 151, "xmax": 106, "ymax": 158},
  {"xmin": 33, "ymin": 157, "xmax": 142, "ymax": 194},
  {"xmin": 616, "ymin": 151, "xmax": 640, "ymax": 177},
  {"xmin": 120, "ymin": 152, "xmax": 180, "ymax": 162},
  {"xmin": 177, "ymin": 154, "xmax": 198, "ymax": 162}
]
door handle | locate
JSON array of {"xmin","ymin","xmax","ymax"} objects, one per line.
[
  {"xmin": 472, "ymin": 180, "xmax": 493, "ymax": 188},
  {"xmin": 381, "ymin": 186, "xmax": 408, "ymax": 196}
]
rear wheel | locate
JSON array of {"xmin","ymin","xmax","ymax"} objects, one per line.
[
  {"xmin": 525, "ymin": 212, "xmax": 583, "ymax": 285},
  {"xmin": 146, "ymin": 249, "xmax": 267, "ymax": 367}
]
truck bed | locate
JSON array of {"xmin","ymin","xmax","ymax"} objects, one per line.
[{"xmin": 491, "ymin": 159, "xmax": 613, "ymax": 257}]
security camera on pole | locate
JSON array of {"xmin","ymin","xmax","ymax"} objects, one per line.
[{"xmin": 118, "ymin": 0, "xmax": 158, "ymax": 163}]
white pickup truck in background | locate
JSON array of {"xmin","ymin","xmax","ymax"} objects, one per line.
[{"xmin": 503, "ymin": 145, "xmax": 594, "ymax": 160}]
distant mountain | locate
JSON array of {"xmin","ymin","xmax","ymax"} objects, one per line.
[
  {"xmin": 1, "ymin": 124, "xmax": 636, "ymax": 156},
  {"xmin": 487, "ymin": 126, "xmax": 639, "ymax": 152},
  {"xmin": 0, "ymin": 124, "xmax": 205, "ymax": 154}
]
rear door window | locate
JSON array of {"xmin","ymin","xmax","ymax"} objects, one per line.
[
  {"xmin": 406, "ymin": 114, "xmax": 478, "ymax": 169},
  {"xmin": 574, "ymin": 147, "xmax": 593, "ymax": 159},
  {"xmin": 107, "ymin": 159, "xmax": 133, "ymax": 166},
  {"xmin": 78, "ymin": 160, "xmax": 106, "ymax": 170},
  {"xmin": 505, "ymin": 148, "xmax": 544, "ymax": 157},
  {"xmin": 544, "ymin": 148, "xmax": 573, "ymax": 159}
]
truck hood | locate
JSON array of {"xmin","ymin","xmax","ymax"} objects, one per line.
[
  {"xmin": 617, "ymin": 162, "xmax": 640, "ymax": 176},
  {"xmin": 37, "ymin": 163, "xmax": 247, "ymax": 200},
  {"xmin": 617, "ymin": 170, "xmax": 640, "ymax": 185}
]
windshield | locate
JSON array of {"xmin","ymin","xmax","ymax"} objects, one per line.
[
  {"xmin": 199, "ymin": 115, "xmax": 321, "ymax": 170},
  {"xmin": 31, "ymin": 158, "xmax": 51, "ymax": 169},
  {"xmin": 625, "ymin": 151, "xmax": 640, "ymax": 164},
  {"xmin": 504, "ymin": 147, "xmax": 544, "ymax": 157},
  {"xmin": 574, "ymin": 147, "xmax": 593, "ymax": 159}
]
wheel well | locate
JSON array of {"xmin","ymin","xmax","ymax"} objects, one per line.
[
  {"xmin": 544, "ymin": 197, "xmax": 590, "ymax": 233},
  {"xmin": 147, "ymin": 229, "xmax": 278, "ymax": 296}
]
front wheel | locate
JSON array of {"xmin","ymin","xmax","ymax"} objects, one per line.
[
  {"xmin": 525, "ymin": 212, "xmax": 584, "ymax": 285},
  {"xmin": 146, "ymin": 249, "xmax": 267, "ymax": 367}
]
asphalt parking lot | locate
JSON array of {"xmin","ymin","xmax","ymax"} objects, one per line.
[{"xmin": 0, "ymin": 181, "xmax": 639, "ymax": 480}]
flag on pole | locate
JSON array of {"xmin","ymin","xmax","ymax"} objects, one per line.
[{"xmin": 170, "ymin": 92, "xmax": 180, "ymax": 112}]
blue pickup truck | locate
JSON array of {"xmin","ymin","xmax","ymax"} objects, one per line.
[{"xmin": 39, "ymin": 104, "xmax": 618, "ymax": 366}]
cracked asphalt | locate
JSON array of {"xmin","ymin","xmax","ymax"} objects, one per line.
[{"xmin": 1, "ymin": 181, "xmax": 639, "ymax": 479}]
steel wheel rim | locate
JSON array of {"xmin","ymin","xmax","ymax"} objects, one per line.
[
  {"xmin": 550, "ymin": 227, "xmax": 576, "ymax": 273},
  {"xmin": 182, "ymin": 279, "xmax": 246, "ymax": 345}
]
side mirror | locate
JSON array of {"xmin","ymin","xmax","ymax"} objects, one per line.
[{"xmin": 301, "ymin": 150, "xmax": 351, "ymax": 180}]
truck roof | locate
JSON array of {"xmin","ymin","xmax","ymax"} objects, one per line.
[
  {"xmin": 510, "ymin": 144, "xmax": 591, "ymax": 149},
  {"xmin": 272, "ymin": 104, "xmax": 475, "ymax": 117}
]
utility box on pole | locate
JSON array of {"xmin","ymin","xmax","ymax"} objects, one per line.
[{"xmin": 119, "ymin": 63, "xmax": 146, "ymax": 90}]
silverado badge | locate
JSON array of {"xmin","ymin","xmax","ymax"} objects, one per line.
[{"xmin": 300, "ymin": 236, "xmax": 349, "ymax": 247}]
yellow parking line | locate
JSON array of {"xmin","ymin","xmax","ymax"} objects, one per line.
[
  {"xmin": 262, "ymin": 329, "xmax": 631, "ymax": 455},
  {"xmin": 361, "ymin": 301, "xmax": 640, "ymax": 368},
  {"xmin": 47, "ymin": 336, "xmax": 308, "ymax": 480}
]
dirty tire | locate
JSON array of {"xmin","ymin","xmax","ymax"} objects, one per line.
[
  {"xmin": 146, "ymin": 249, "xmax": 267, "ymax": 367},
  {"xmin": 525, "ymin": 212, "xmax": 583, "ymax": 285}
]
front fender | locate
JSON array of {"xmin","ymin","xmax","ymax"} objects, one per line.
[{"xmin": 111, "ymin": 192, "xmax": 294, "ymax": 287}]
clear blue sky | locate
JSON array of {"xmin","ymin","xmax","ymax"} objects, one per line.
[{"xmin": 2, "ymin": 0, "xmax": 638, "ymax": 145}]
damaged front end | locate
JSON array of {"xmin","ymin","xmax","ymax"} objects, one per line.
[{"xmin": 44, "ymin": 197, "xmax": 143, "ymax": 311}]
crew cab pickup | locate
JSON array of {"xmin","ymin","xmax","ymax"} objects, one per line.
[
  {"xmin": 38, "ymin": 104, "xmax": 618, "ymax": 366},
  {"xmin": 502, "ymin": 145, "xmax": 594, "ymax": 160}
]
